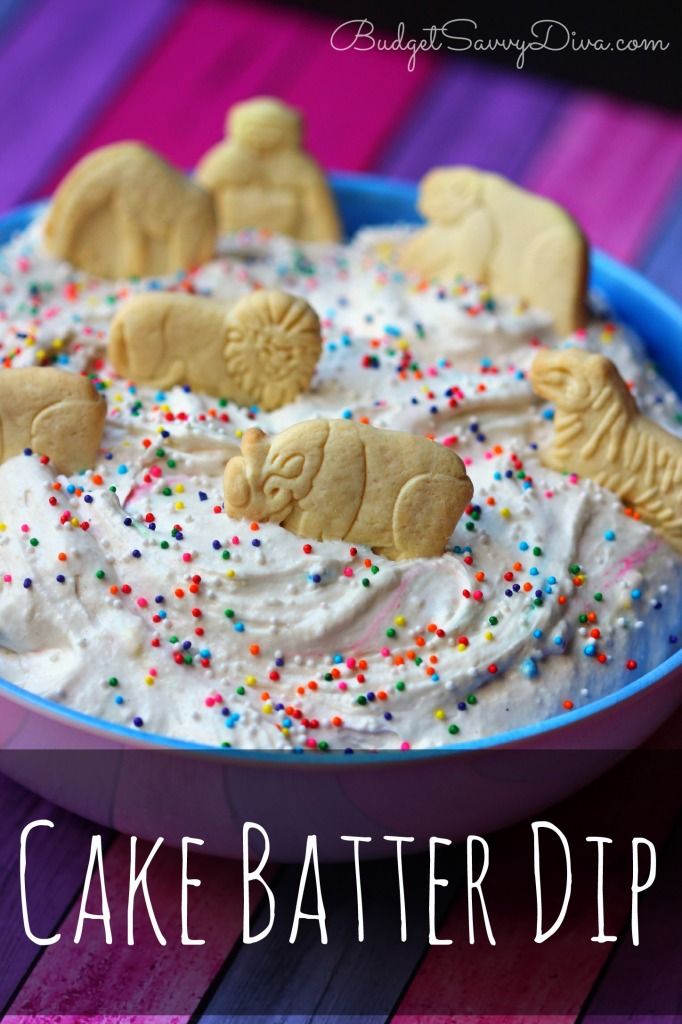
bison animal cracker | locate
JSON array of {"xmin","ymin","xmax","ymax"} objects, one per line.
[
  {"xmin": 44, "ymin": 143, "xmax": 216, "ymax": 279},
  {"xmin": 530, "ymin": 348, "xmax": 682, "ymax": 553},
  {"xmin": 108, "ymin": 289, "xmax": 321, "ymax": 412},
  {"xmin": 400, "ymin": 166, "xmax": 588, "ymax": 336},
  {"xmin": 0, "ymin": 368, "xmax": 106, "ymax": 473},
  {"xmin": 196, "ymin": 97, "xmax": 342, "ymax": 242},
  {"xmin": 224, "ymin": 420, "xmax": 474, "ymax": 560}
]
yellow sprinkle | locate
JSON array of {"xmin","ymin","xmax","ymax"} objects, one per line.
[
  {"xmin": 235, "ymin": 429, "xmax": 244, "ymax": 439},
  {"xmin": 262, "ymin": 702, "xmax": 273, "ymax": 714},
  {"xmin": 457, "ymin": 642, "xmax": 467, "ymax": 652},
  {"xmin": 145, "ymin": 675, "xmax": 155, "ymax": 686},
  {"xmin": 174, "ymin": 501, "xmax": 185, "ymax": 510},
  {"xmin": 434, "ymin": 709, "xmax": 445, "ymax": 720},
  {"xmin": 484, "ymin": 630, "xmax": 494, "ymax": 641},
  {"xmin": 174, "ymin": 483, "xmax": 185, "ymax": 494},
  {"xmin": 52, "ymin": 338, "xmax": 64, "ymax": 350},
  {"xmin": 397, "ymin": 339, "xmax": 409, "ymax": 350},
  {"xmin": 245, "ymin": 674, "xmax": 257, "ymax": 686},
  {"xmin": 36, "ymin": 349, "xmax": 46, "ymax": 361},
  {"xmin": 0, "ymin": 523, "xmax": 6, "ymax": 532},
  {"xmin": 500, "ymin": 507, "xmax": 511, "ymax": 518},
  {"xmin": 225, "ymin": 569, "xmax": 235, "ymax": 578},
  {"xmin": 281, "ymin": 727, "xmax": 290, "ymax": 737},
  {"xmin": 394, "ymin": 614, "xmax": 406, "ymax": 627},
  {"xmin": 70, "ymin": 517, "xmax": 79, "ymax": 527},
  {"xmin": 26, "ymin": 337, "xmax": 35, "ymax": 347}
]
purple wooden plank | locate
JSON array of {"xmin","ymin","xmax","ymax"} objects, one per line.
[
  {"xmin": 376, "ymin": 58, "xmax": 567, "ymax": 182},
  {"xmin": 636, "ymin": 177, "xmax": 682, "ymax": 303},
  {"xmin": 0, "ymin": 0, "xmax": 183, "ymax": 213},
  {"xmin": 0, "ymin": 771, "xmax": 113, "ymax": 1012}
]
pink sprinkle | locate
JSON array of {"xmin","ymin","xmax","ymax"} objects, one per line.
[
  {"xmin": 17, "ymin": 257, "xmax": 30, "ymax": 272},
  {"xmin": 338, "ymin": 681, "xmax": 348, "ymax": 691},
  {"xmin": 3, "ymin": 574, "xmax": 12, "ymax": 583},
  {"xmin": 464, "ymin": 456, "xmax": 474, "ymax": 466},
  {"xmin": 305, "ymin": 737, "xmax": 317, "ymax": 748},
  {"xmin": 150, "ymin": 466, "xmax": 162, "ymax": 478},
  {"xmin": 231, "ymin": 536, "xmax": 240, "ymax": 545},
  {"xmin": 380, "ymin": 646, "xmax": 390, "ymax": 657},
  {"xmin": 137, "ymin": 597, "xmax": 148, "ymax": 608},
  {"xmin": 346, "ymin": 657, "xmax": 356, "ymax": 669},
  {"xmin": 204, "ymin": 697, "xmax": 215, "ymax": 707},
  {"xmin": 149, "ymin": 668, "xmax": 157, "ymax": 677},
  {"xmin": 182, "ymin": 552, "xmax": 192, "ymax": 562},
  {"xmin": 343, "ymin": 566, "xmax": 354, "ymax": 577},
  {"xmin": 20, "ymin": 524, "xmax": 29, "ymax": 533},
  {"xmin": 569, "ymin": 473, "xmax": 579, "ymax": 484},
  {"xmin": 442, "ymin": 435, "xmax": 457, "ymax": 447},
  {"xmin": 544, "ymin": 490, "xmax": 554, "ymax": 499},
  {"xmin": 473, "ymin": 590, "xmax": 484, "ymax": 601},
  {"xmin": 400, "ymin": 741, "xmax": 411, "ymax": 751}
]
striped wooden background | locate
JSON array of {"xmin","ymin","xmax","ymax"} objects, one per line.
[{"xmin": 0, "ymin": 0, "xmax": 680, "ymax": 1018}]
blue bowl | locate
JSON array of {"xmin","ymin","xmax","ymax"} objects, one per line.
[{"xmin": 0, "ymin": 173, "xmax": 680, "ymax": 858}]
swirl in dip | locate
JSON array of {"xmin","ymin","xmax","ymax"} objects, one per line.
[{"xmin": 0, "ymin": 216, "xmax": 680, "ymax": 750}]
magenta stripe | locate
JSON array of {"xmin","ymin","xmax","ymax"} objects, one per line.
[
  {"xmin": 523, "ymin": 93, "xmax": 682, "ymax": 263},
  {"xmin": 377, "ymin": 59, "xmax": 567, "ymax": 182},
  {"xmin": 0, "ymin": 0, "xmax": 182, "ymax": 211},
  {"xmin": 46, "ymin": 0, "xmax": 438, "ymax": 186}
]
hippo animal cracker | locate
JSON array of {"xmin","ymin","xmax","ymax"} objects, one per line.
[
  {"xmin": 530, "ymin": 348, "xmax": 682, "ymax": 553},
  {"xmin": 400, "ymin": 166, "xmax": 588, "ymax": 336},
  {"xmin": 0, "ymin": 367, "xmax": 106, "ymax": 473},
  {"xmin": 224, "ymin": 420, "xmax": 474, "ymax": 560},
  {"xmin": 108, "ymin": 289, "xmax": 321, "ymax": 411},
  {"xmin": 44, "ymin": 142, "xmax": 216, "ymax": 278}
]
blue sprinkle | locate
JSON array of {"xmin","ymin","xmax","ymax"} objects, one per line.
[
  {"xmin": 342, "ymin": 409, "xmax": 353, "ymax": 419},
  {"xmin": 584, "ymin": 643, "xmax": 596, "ymax": 657},
  {"xmin": 604, "ymin": 530, "xmax": 616, "ymax": 541},
  {"xmin": 131, "ymin": 549, "xmax": 141, "ymax": 558},
  {"xmin": 118, "ymin": 465, "xmax": 128, "ymax": 475},
  {"xmin": 115, "ymin": 695, "xmax": 124, "ymax": 705},
  {"xmin": 522, "ymin": 657, "xmax": 538, "ymax": 678},
  {"xmin": 553, "ymin": 635, "xmax": 565, "ymax": 646},
  {"xmin": 251, "ymin": 538, "xmax": 261, "ymax": 547},
  {"xmin": 23, "ymin": 447, "xmax": 32, "ymax": 456},
  {"xmin": 529, "ymin": 567, "xmax": 539, "ymax": 576},
  {"xmin": 84, "ymin": 494, "xmax": 94, "ymax": 504},
  {"xmin": 542, "ymin": 408, "xmax": 555, "ymax": 421},
  {"xmin": 133, "ymin": 716, "xmax": 143, "ymax": 728},
  {"xmin": 533, "ymin": 629, "xmax": 543, "ymax": 639},
  {"xmin": 234, "ymin": 622, "xmax": 245, "ymax": 632},
  {"xmin": 23, "ymin": 578, "xmax": 32, "ymax": 589},
  {"xmin": 631, "ymin": 588, "xmax": 641, "ymax": 600},
  {"xmin": 56, "ymin": 574, "xmax": 65, "ymax": 583},
  {"xmin": 198, "ymin": 491, "xmax": 208, "ymax": 501},
  {"xmin": 519, "ymin": 541, "xmax": 529, "ymax": 551},
  {"xmin": 212, "ymin": 540, "xmax": 222, "ymax": 549}
]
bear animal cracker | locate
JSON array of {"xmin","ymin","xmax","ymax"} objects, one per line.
[
  {"xmin": 530, "ymin": 348, "xmax": 682, "ymax": 553},
  {"xmin": 400, "ymin": 166, "xmax": 588, "ymax": 336},
  {"xmin": 109, "ymin": 289, "xmax": 321, "ymax": 412},
  {"xmin": 45, "ymin": 143, "xmax": 216, "ymax": 279},
  {"xmin": 224, "ymin": 420, "xmax": 474, "ymax": 560},
  {"xmin": 196, "ymin": 97, "xmax": 342, "ymax": 242},
  {"xmin": 0, "ymin": 368, "xmax": 106, "ymax": 473}
]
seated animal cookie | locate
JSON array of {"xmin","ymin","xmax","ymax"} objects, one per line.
[
  {"xmin": 223, "ymin": 420, "xmax": 474, "ymax": 560},
  {"xmin": 0, "ymin": 367, "xmax": 106, "ymax": 473},
  {"xmin": 44, "ymin": 143, "xmax": 216, "ymax": 279},
  {"xmin": 108, "ymin": 289, "xmax": 322, "ymax": 412},
  {"xmin": 530, "ymin": 348, "xmax": 682, "ymax": 553},
  {"xmin": 196, "ymin": 97, "xmax": 342, "ymax": 242},
  {"xmin": 400, "ymin": 166, "xmax": 588, "ymax": 336}
]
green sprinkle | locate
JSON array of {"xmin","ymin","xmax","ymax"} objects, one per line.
[
  {"xmin": 160, "ymin": 540, "xmax": 169, "ymax": 549},
  {"xmin": 579, "ymin": 613, "xmax": 588, "ymax": 623},
  {"xmin": 222, "ymin": 550, "xmax": 231, "ymax": 560},
  {"xmin": 448, "ymin": 724, "xmax": 460, "ymax": 735},
  {"xmin": 95, "ymin": 569, "xmax": 105, "ymax": 579},
  {"xmin": 107, "ymin": 677, "xmax": 118, "ymax": 687},
  {"xmin": 356, "ymin": 695, "xmax": 367, "ymax": 706},
  {"xmin": 169, "ymin": 635, "xmax": 179, "ymax": 644},
  {"xmin": 29, "ymin": 538, "xmax": 39, "ymax": 547},
  {"xmin": 162, "ymin": 487, "xmax": 172, "ymax": 496},
  {"xmin": 155, "ymin": 448, "xmax": 166, "ymax": 457},
  {"xmin": 396, "ymin": 681, "xmax": 406, "ymax": 692},
  {"xmin": 386, "ymin": 627, "xmax": 396, "ymax": 638},
  {"xmin": 224, "ymin": 608, "xmax": 234, "ymax": 618},
  {"xmin": 533, "ymin": 546, "xmax": 543, "ymax": 556},
  {"xmin": 466, "ymin": 694, "xmax": 477, "ymax": 705},
  {"xmin": 236, "ymin": 686, "xmax": 246, "ymax": 696},
  {"xmin": 489, "ymin": 615, "xmax": 498, "ymax": 626},
  {"xmin": 594, "ymin": 592, "xmax": 603, "ymax": 602},
  {"xmin": 362, "ymin": 578, "xmax": 370, "ymax": 587},
  {"xmin": 370, "ymin": 565, "xmax": 379, "ymax": 575},
  {"xmin": 318, "ymin": 740, "xmax": 329, "ymax": 751},
  {"xmin": 167, "ymin": 459, "xmax": 176, "ymax": 469},
  {"xmin": 465, "ymin": 521, "xmax": 476, "ymax": 531}
]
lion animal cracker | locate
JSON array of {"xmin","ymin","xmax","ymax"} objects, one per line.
[
  {"xmin": 44, "ymin": 143, "xmax": 216, "ymax": 278},
  {"xmin": 530, "ymin": 348, "xmax": 682, "ymax": 553},
  {"xmin": 196, "ymin": 97, "xmax": 342, "ymax": 242},
  {"xmin": 224, "ymin": 420, "xmax": 474, "ymax": 560},
  {"xmin": 400, "ymin": 166, "xmax": 588, "ymax": 336},
  {"xmin": 0, "ymin": 368, "xmax": 106, "ymax": 473},
  {"xmin": 108, "ymin": 289, "xmax": 321, "ymax": 411}
]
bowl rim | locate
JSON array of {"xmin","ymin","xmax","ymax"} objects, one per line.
[{"xmin": 0, "ymin": 171, "xmax": 681, "ymax": 764}]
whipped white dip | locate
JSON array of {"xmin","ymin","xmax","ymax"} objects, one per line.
[{"xmin": 0, "ymin": 215, "xmax": 680, "ymax": 750}]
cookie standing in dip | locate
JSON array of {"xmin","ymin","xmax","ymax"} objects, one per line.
[{"xmin": 0, "ymin": 159, "xmax": 680, "ymax": 752}]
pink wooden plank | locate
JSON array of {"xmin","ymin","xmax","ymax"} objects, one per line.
[
  {"xmin": 393, "ymin": 709, "xmax": 682, "ymax": 1022},
  {"xmin": 46, "ymin": 0, "xmax": 438, "ymax": 191},
  {"xmin": 523, "ymin": 92, "xmax": 682, "ymax": 263},
  {"xmin": 6, "ymin": 834, "xmax": 268, "ymax": 1018}
]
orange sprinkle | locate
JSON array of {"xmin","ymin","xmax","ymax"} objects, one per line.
[
  {"xmin": 249, "ymin": 644, "xmax": 260, "ymax": 656},
  {"xmin": 331, "ymin": 716, "xmax": 343, "ymax": 727},
  {"xmin": 427, "ymin": 623, "xmax": 438, "ymax": 633},
  {"xmin": 249, "ymin": 522, "xmax": 260, "ymax": 531},
  {"xmin": 57, "ymin": 552, "xmax": 67, "ymax": 561},
  {"xmin": 415, "ymin": 636, "xmax": 425, "ymax": 647},
  {"xmin": 174, "ymin": 588, "xmax": 185, "ymax": 598},
  {"xmin": 91, "ymin": 474, "xmax": 103, "ymax": 486},
  {"xmin": 308, "ymin": 680, "xmax": 319, "ymax": 690},
  {"xmin": 558, "ymin": 595, "xmax": 567, "ymax": 605}
]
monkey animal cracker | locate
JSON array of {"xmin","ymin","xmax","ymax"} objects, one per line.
[
  {"xmin": 530, "ymin": 348, "xmax": 682, "ymax": 553},
  {"xmin": 196, "ymin": 97, "xmax": 342, "ymax": 243},
  {"xmin": 224, "ymin": 420, "xmax": 474, "ymax": 560},
  {"xmin": 44, "ymin": 143, "xmax": 216, "ymax": 279},
  {"xmin": 400, "ymin": 167, "xmax": 588, "ymax": 336},
  {"xmin": 0, "ymin": 368, "xmax": 106, "ymax": 473},
  {"xmin": 109, "ymin": 289, "xmax": 322, "ymax": 412}
]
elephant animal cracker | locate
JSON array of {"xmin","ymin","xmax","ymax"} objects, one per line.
[
  {"xmin": 530, "ymin": 348, "xmax": 682, "ymax": 553},
  {"xmin": 223, "ymin": 419, "xmax": 474, "ymax": 560}
]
